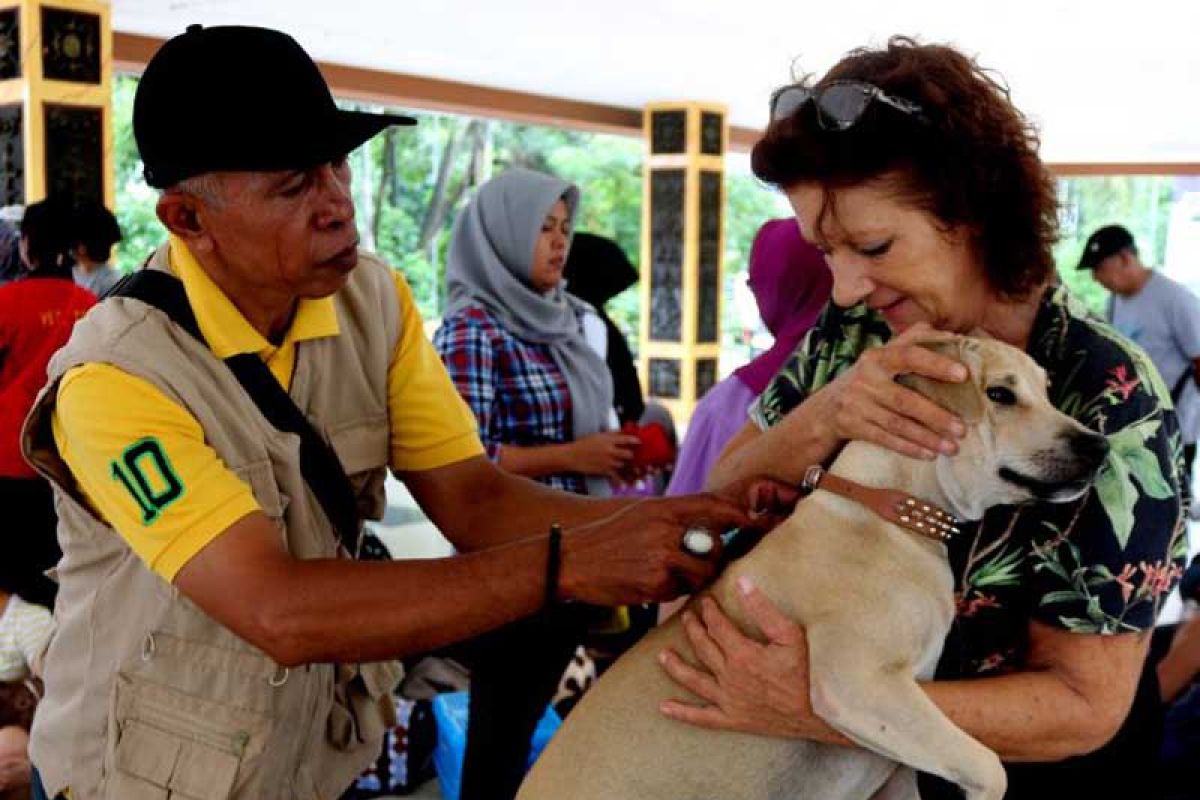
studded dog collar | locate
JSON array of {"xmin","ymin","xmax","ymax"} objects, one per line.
[{"xmin": 800, "ymin": 465, "xmax": 961, "ymax": 543}]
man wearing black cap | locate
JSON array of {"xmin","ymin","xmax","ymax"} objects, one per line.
[
  {"xmin": 16, "ymin": 26, "xmax": 768, "ymax": 800},
  {"xmin": 1079, "ymin": 224, "xmax": 1200, "ymax": 497}
]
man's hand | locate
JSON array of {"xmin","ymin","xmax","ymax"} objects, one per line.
[
  {"xmin": 559, "ymin": 494, "xmax": 751, "ymax": 605},
  {"xmin": 715, "ymin": 476, "xmax": 801, "ymax": 533}
]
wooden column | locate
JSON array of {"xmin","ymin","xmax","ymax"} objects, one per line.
[
  {"xmin": 639, "ymin": 102, "xmax": 726, "ymax": 423},
  {"xmin": 0, "ymin": 0, "xmax": 112, "ymax": 209}
]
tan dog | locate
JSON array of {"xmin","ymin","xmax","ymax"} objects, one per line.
[{"xmin": 518, "ymin": 336, "xmax": 1110, "ymax": 800}]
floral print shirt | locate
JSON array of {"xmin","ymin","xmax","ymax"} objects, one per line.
[{"xmin": 750, "ymin": 285, "xmax": 1188, "ymax": 680}]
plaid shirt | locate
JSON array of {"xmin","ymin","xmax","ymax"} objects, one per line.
[{"xmin": 433, "ymin": 303, "xmax": 585, "ymax": 494}]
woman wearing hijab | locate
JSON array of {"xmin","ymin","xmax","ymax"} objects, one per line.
[
  {"xmin": 435, "ymin": 169, "xmax": 639, "ymax": 498},
  {"xmin": 433, "ymin": 168, "xmax": 638, "ymax": 800},
  {"xmin": 562, "ymin": 232, "xmax": 645, "ymax": 425},
  {"xmin": 666, "ymin": 218, "xmax": 831, "ymax": 496}
]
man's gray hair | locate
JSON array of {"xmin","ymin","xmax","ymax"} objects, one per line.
[{"xmin": 162, "ymin": 173, "xmax": 226, "ymax": 207}]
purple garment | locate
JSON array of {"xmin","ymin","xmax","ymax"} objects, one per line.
[
  {"xmin": 733, "ymin": 218, "xmax": 831, "ymax": 395},
  {"xmin": 665, "ymin": 377, "xmax": 758, "ymax": 496},
  {"xmin": 667, "ymin": 218, "xmax": 831, "ymax": 494}
]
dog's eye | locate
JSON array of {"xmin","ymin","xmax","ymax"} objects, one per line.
[{"xmin": 986, "ymin": 386, "xmax": 1017, "ymax": 406}]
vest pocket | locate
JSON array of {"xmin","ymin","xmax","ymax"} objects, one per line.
[
  {"xmin": 327, "ymin": 416, "xmax": 388, "ymax": 521},
  {"xmin": 106, "ymin": 673, "xmax": 269, "ymax": 800}
]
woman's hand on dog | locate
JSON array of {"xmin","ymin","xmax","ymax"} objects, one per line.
[
  {"xmin": 817, "ymin": 322, "xmax": 969, "ymax": 460},
  {"xmin": 656, "ymin": 576, "xmax": 848, "ymax": 744}
]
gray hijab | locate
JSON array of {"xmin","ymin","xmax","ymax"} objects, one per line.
[{"xmin": 445, "ymin": 167, "xmax": 615, "ymax": 496}]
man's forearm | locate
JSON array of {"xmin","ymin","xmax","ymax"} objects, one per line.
[
  {"xmin": 399, "ymin": 456, "xmax": 631, "ymax": 553},
  {"xmin": 457, "ymin": 467, "xmax": 629, "ymax": 551},
  {"xmin": 240, "ymin": 539, "xmax": 555, "ymax": 665}
]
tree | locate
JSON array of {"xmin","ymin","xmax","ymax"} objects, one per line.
[{"xmin": 1055, "ymin": 176, "xmax": 1176, "ymax": 314}]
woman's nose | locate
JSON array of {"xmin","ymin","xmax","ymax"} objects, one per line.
[{"xmin": 830, "ymin": 257, "xmax": 874, "ymax": 305}]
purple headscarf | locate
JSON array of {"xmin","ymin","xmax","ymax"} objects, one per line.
[{"xmin": 733, "ymin": 218, "xmax": 832, "ymax": 395}]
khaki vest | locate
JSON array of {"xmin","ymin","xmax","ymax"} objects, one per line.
[{"xmin": 21, "ymin": 247, "xmax": 404, "ymax": 800}]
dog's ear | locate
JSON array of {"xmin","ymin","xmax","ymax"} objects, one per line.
[{"xmin": 895, "ymin": 338, "xmax": 985, "ymax": 423}]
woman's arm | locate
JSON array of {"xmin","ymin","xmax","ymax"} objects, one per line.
[
  {"xmin": 499, "ymin": 432, "xmax": 641, "ymax": 481},
  {"xmin": 924, "ymin": 621, "xmax": 1146, "ymax": 760},
  {"xmin": 659, "ymin": 582, "xmax": 1146, "ymax": 761},
  {"xmin": 1157, "ymin": 615, "xmax": 1200, "ymax": 703},
  {"xmin": 707, "ymin": 324, "xmax": 969, "ymax": 493},
  {"xmin": 705, "ymin": 400, "xmax": 841, "ymax": 491}
]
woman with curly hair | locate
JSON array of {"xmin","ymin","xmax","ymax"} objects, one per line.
[{"xmin": 659, "ymin": 38, "xmax": 1184, "ymax": 798}]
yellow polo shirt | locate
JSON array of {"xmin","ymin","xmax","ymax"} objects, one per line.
[{"xmin": 52, "ymin": 238, "xmax": 482, "ymax": 580}]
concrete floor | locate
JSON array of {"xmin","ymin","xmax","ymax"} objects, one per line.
[{"xmin": 390, "ymin": 778, "xmax": 443, "ymax": 799}]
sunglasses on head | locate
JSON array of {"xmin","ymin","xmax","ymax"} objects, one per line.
[{"xmin": 770, "ymin": 80, "xmax": 928, "ymax": 131}]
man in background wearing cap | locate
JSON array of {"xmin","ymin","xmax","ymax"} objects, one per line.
[
  {"xmin": 17, "ymin": 25, "xmax": 768, "ymax": 800},
  {"xmin": 1079, "ymin": 224, "xmax": 1200, "ymax": 500}
]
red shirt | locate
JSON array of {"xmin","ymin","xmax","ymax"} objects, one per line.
[{"xmin": 0, "ymin": 277, "xmax": 96, "ymax": 477}]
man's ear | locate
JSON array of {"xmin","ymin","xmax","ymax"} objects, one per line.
[
  {"xmin": 895, "ymin": 337, "xmax": 985, "ymax": 423},
  {"xmin": 156, "ymin": 193, "xmax": 212, "ymax": 253}
]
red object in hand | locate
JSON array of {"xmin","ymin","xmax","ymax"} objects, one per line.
[{"xmin": 621, "ymin": 421, "xmax": 675, "ymax": 469}]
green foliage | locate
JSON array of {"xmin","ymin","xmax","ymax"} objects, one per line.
[
  {"xmin": 112, "ymin": 72, "xmax": 791, "ymax": 361},
  {"xmin": 722, "ymin": 172, "xmax": 793, "ymax": 354},
  {"xmin": 111, "ymin": 75, "xmax": 165, "ymax": 273},
  {"xmin": 115, "ymin": 74, "xmax": 1175, "ymax": 367},
  {"xmin": 1054, "ymin": 176, "xmax": 1176, "ymax": 314}
]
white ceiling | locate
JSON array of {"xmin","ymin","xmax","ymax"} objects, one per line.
[{"xmin": 113, "ymin": 0, "xmax": 1200, "ymax": 164}]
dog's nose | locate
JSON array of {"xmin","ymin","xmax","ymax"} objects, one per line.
[{"xmin": 1069, "ymin": 431, "xmax": 1110, "ymax": 469}]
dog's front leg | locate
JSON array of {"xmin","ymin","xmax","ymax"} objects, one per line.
[
  {"xmin": 869, "ymin": 766, "xmax": 919, "ymax": 800},
  {"xmin": 806, "ymin": 632, "xmax": 1006, "ymax": 800}
]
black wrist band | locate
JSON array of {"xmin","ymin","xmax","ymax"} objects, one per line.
[{"xmin": 545, "ymin": 523, "xmax": 562, "ymax": 610}]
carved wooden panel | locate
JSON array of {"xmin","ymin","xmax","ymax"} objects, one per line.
[
  {"xmin": 648, "ymin": 358, "xmax": 681, "ymax": 399},
  {"xmin": 41, "ymin": 7, "xmax": 101, "ymax": 84},
  {"xmin": 700, "ymin": 112, "xmax": 723, "ymax": 155},
  {"xmin": 0, "ymin": 104, "xmax": 23, "ymax": 206},
  {"xmin": 649, "ymin": 169, "xmax": 684, "ymax": 342},
  {"xmin": 650, "ymin": 109, "xmax": 685, "ymax": 155},
  {"xmin": 0, "ymin": 9, "xmax": 19, "ymax": 81},
  {"xmin": 44, "ymin": 103, "xmax": 102, "ymax": 202},
  {"xmin": 697, "ymin": 170, "xmax": 722, "ymax": 343},
  {"xmin": 695, "ymin": 358, "xmax": 718, "ymax": 399}
]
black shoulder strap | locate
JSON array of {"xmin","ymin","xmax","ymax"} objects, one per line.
[
  {"xmin": 112, "ymin": 270, "xmax": 367, "ymax": 558},
  {"xmin": 1172, "ymin": 369, "xmax": 1192, "ymax": 405}
]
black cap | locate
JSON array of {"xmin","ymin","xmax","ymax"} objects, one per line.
[
  {"xmin": 134, "ymin": 25, "xmax": 415, "ymax": 188},
  {"xmin": 1076, "ymin": 225, "xmax": 1136, "ymax": 270}
]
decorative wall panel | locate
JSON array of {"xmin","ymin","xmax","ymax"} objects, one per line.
[
  {"xmin": 648, "ymin": 358, "xmax": 681, "ymax": 399},
  {"xmin": 41, "ymin": 7, "xmax": 101, "ymax": 84},
  {"xmin": 697, "ymin": 170, "xmax": 722, "ymax": 343},
  {"xmin": 700, "ymin": 111, "xmax": 723, "ymax": 155},
  {"xmin": 44, "ymin": 103, "xmax": 102, "ymax": 201},
  {"xmin": 0, "ymin": 10, "xmax": 20, "ymax": 81},
  {"xmin": 649, "ymin": 168, "xmax": 684, "ymax": 341},
  {"xmin": 650, "ymin": 109, "xmax": 685, "ymax": 154},
  {"xmin": 695, "ymin": 358, "xmax": 717, "ymax": 399},
  {"xmin": 0, "ymin": 104, "xmax": 23, "ymax": 206}
]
